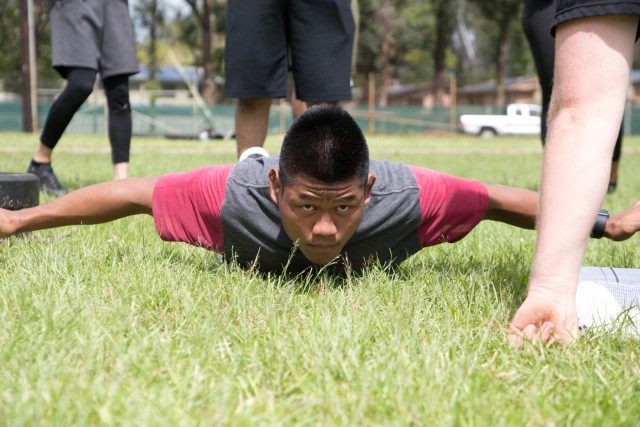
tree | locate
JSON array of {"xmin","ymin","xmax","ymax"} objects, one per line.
[
  {"xmin": 133, "ymin": 0, "xmax": 166, "ymax": 83},
  {"xmin": 375, "ymin": 0, "xmax": 400, "ymax": 107},
  {"xmin": 467, "ymin": 0, "xmax": 523, "ymax": 106},
  {"xmin": 1, "ymin": 0, "xmax": 54, "ymax": 90},
  {"xmin": 358, "ymin": 0, "xmax": 459, "ymax": 107},
  {"xmin": 182, "ymin": 0, "xmax": 218, "ymax": 105},
  {"xmin": 430, "ymin": 0, "xmax": 456, "ymax": 105}
]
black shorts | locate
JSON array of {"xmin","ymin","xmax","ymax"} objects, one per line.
[
  {"xmin": 49, "ymin": 0, "xmax": 139, "ymax": 79},
  {"xmin": 224, "ymin": 0, "xmax": 355, "ymax": 102},
  {"xmin": 553, "ymin": 0, "xmax": 640, "ymax": 37}
]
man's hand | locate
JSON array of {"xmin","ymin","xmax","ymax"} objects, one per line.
[
  {"xmin": 605, "ymin": 201, "xmax": 640, "ymax": 241},
  {"xmin": 508, "ymin": 288, "xmax": 578, "ymax": 346}
]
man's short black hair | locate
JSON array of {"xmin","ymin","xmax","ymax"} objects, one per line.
[{"xmin": 279, "ymin": 104, "xmax": 369, "ymax": 187}]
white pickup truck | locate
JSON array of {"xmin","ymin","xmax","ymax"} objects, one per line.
[{"xmin": 459, "ymin": 103, "xmax": 541, "ymax": 137}]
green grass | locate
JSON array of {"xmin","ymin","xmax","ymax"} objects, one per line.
[{"xmin": 1, "ymin": 131, "xmax": 640, "ymax": 426}]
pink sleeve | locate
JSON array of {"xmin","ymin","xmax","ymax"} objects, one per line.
[
  {"xmin": 408, "ymin": 165, "xmax": 489, "ymax": 247},
  {"xmin": 152, "ymin": 165, "xmax": 233, "ymax": 251}
]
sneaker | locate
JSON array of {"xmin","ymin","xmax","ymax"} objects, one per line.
[
  {"xmin": 26, "ymin": 160, "xmax": 68, "ymax": 197},
  {"xmin": 238, "ymin": 147, "xmax": 270, "ymax": 162}
]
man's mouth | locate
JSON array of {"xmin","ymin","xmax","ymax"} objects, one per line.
[{"xmin": 308, "ymin": 242, "xmax": 338, "ymax": 250}]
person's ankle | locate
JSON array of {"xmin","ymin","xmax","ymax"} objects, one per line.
[
  {"xmin": 113, "ymin": 162, "xmax": 129, "ymax": 180},
  {"xmin": 31, "ymin": 158, "xmax": 50, "ymax": 166}
]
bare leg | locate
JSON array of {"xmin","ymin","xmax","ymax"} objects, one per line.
[
  {"xmin": 235, "ymin": 98, "xmax": 272, "ymax": 158},
  {"xmin": 290, "ymin": 88, "xmax": 308, "ymax": 119},
  {"xmin": 113, "ymin": 162, "xmax": 129, "ymax": 180},
  {"xmin": 33, "ymin": 144, "xmax": 54, "ymax": 164}
]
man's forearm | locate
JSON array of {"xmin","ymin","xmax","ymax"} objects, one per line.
[
  {"xmin": 4, "ymin": 177, "xmax": 158, "ymax": 236},
  {"xmin": 484, "ymin": 184, "xmax": 537, "ymax": 229}
]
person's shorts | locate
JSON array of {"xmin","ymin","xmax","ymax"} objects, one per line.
[
  {"xmin": 553, "ymin": 0, "xmax": 640, "ymax": 38},
  {"xmin": 224, "ymin": 0, "xmax": 355, "ymax": 102},
  {"xmin": 49, "ymin": 0, "xmax": 139, "ymax": 79}
]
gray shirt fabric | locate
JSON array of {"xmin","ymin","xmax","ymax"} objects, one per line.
[{"xmin": 221, "ymin": 157, "xmax": 421, "ymax": 274}]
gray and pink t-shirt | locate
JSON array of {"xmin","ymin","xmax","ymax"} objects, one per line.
[{"xmin": 152, "ymin": 157, "xmax": 488, "ymax": 273}]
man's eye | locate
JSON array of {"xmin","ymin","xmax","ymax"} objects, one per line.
[
  {"xmin": 336, "ymin": 205, "xmax": 350, "ymax": 212},
  {"xmin": 301, "ymin": 205, "xmax": 315, "ymax": 212}
]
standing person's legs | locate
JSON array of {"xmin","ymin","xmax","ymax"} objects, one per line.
[
  {"xmin": 288, "ymin": 0, "xmax": 360, "ymax": 121},
  {"xmin": 103, "ymin": 74, "xmax": 132, "ymax": 180},
  {"xmin": 235, "ymin": 99, "xmax": 273, "ymax": 158},
  {"xmin": 289, "ymin": 0, "xmax": 354, "ymax": 103},
  {"xmin": 28, "ymin": 68, "xmax": 97, "ymax": 196},
  {"xmin": 224, "ymin": 0, "xmax": 287, "ymax": 158},
  {"xmin": 609, "ymin": 126, "xmax": 623, "ymax": 192},
  {"xmin": 100, "ymin": 0, "xmax": 139, "ymax": 179},
  {"xmin": 289, "ymin": 87, "xmax": 308, "ymax": 120},
  {"xmin": 522, "ymin": 0, "xmax": 555, "ymax": 144}
]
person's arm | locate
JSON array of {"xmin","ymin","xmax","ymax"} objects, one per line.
[
  {"xmin": 483, "ymin": 184, "xmax": 537, "ymax": 230},
  {"xmin": 484, "ymin": 184, "xmax": 640, "ymax": 241},
  {"xmin": 509, "ymin": 15, "xmax": 639, "ymax": 346},
  {"xmin": 604, "ymin": 202, "xmax": 640, "ymax": 241},
  {"xmin": 0, "ymin": 176, "xmax": 158, "ymax": 238}
]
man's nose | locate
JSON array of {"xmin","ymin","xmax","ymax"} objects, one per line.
[{"xmin": 312, "ymin": 212, "xmax": 337, "ymax": 236}]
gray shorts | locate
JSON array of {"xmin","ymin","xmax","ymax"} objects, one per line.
[
  {"xmin": 49, "ymin": 0, "xmax": 139, "ymax": 79},
  {"xmin": 223, "ymin": 0, "xmax": 355, "ymax": 102},
  {"xmin": 553, "ymin": 0, "xmax": 640, "ymax": 38}
]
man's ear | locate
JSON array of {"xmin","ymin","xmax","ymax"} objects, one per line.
[
  {"xmin": 363, "ymin": 174, "xmax": 376, "ymax": 205},
  {"xmin": 268, "ymin": 169, "xmax": 281, "ymax": 204}
]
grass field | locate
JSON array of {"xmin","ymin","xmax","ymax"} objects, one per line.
[{"xmin": 1, "ymin": 131, "xmax": 639, "ymax": 426}]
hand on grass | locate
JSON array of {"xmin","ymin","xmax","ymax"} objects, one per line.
[
  {"xmin": 508, "ymin": 288, "xmax": 578, "ymax": 347},
  {"xmin": 606, "ymin": 201, "xmax": 640, "ymax": 241}
]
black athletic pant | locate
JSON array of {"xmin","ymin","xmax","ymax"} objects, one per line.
[
  {"xmin": 522, "ymin": 0, "xmax": 622, "ymax": 161},
  {"xmin": 40, "ymin": 68, "xmax": 133, "ymax": 164}
]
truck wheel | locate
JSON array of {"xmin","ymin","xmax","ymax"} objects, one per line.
[
  {"xmin": 479, "ymin": 128, "xmax": 497, "ymax": 138},
  {"xmin": 0, "ymin": 172, "xmax": 40, "ymax": 210}
]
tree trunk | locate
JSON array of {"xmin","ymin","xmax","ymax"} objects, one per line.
[
  {"xmin": 495, "ymin": 15, "xmax": 511, "ymax": 107},
  {"xmin": 376, "ymin": 0, "xmax": 397, "ymax": 108},
  {"xmin": 201, "ymin": 0, "xmax": 216, "ymax": 105},
  {"xmin": 433, "ymin": 0, "xmax": 450, "ymax": 106},
  {"xmin": 19, "ymin": 0, "xmax": 37, "ymax": 132}
]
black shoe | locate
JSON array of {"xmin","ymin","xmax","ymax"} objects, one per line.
[
  {"xmin": 26, "ymin": 160, "xmax": 68, "ymax": 197},
  {"xmin": 607, "ymin": 181, "xmax": 617, "ymax": 194}
]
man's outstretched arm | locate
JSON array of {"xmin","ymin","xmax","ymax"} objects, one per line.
[
  {"xmin": 0, "ymin": 176, "xmax": 159, "ymax": 238},
  {"xmin": 483, "ymin": 184, "xmax": 640, "ymax": 241},
  {"xmin": 483, "ymin": 184, "xmax": 537, "ymax": 230}
]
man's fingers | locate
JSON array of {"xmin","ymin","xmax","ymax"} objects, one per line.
[
  {"xmin": 540, "ymin": 321, "xmax": 555, "ymax": 343},
  {"xmin": 508, "ymin": 321, "xmax": 557, "ymax": 347},
  {"xmin": 508, "ymin": 325, "xmax": 525, "ymax": 347},
  {"xmin": 523, "ymin": 324, "xmax": 538, "ymax": 342}
]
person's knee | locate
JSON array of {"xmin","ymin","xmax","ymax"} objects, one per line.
[
  {"xmin": 64, "ymin": 75, "xmax": 95, "ymax": 102},
  {"xmin": 238, "ymin": 98, "xmax": 272, "ymax": 111},
  {"xmin": 104, "ymin": 79, "xmax": 131, "ymax": 114}
]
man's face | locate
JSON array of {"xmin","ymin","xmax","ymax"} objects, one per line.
[{"xmin": 269, "ymin": 170, "xmax": 375, "ymax": 265}]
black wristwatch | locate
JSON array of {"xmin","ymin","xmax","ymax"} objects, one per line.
[{"xmin": 590, "ymin": 209, "xmax": 609, "ymax": 239}]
